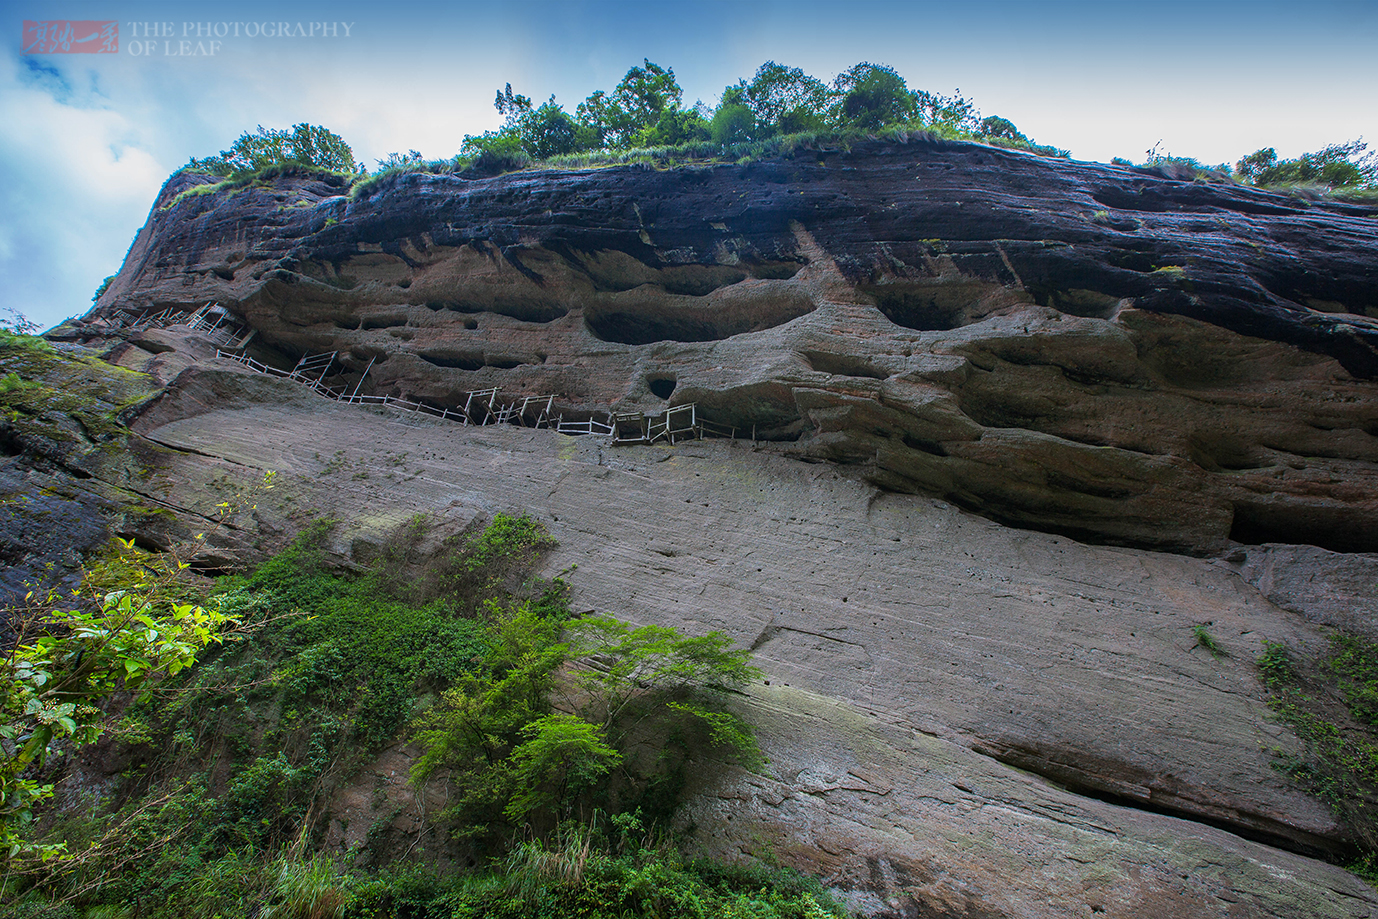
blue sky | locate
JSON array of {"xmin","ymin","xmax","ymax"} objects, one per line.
[{"xmin": 2, "ymin": 0, "xmax": 1375, "ymax": 330}]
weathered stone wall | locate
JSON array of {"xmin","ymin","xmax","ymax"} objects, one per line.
[{"xmin": 82, "ymin": 139, "xmax": 1378, "ymax": 553}]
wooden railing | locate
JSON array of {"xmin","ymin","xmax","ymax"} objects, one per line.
[{"xmin": 215, "ymin": 348, "xmax": 742, "ymax": 445}]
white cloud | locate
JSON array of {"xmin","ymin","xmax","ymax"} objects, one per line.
[{"xmin": 0, "ymin": 55, "xmax": 174, "ymax": 327}]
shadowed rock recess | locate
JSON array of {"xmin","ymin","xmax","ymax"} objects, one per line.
[{"xmin": 44, "ymin": 137, "xmax": 1378, "ymax": 916}]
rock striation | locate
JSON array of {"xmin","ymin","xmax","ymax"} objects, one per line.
[
  {"xmin": 107, "ymin": 365, "xmax": 1378, "ymax": 917},
  {"xmin": 84, "ymin": 138, "xmax": 1378, "ymax": 553}
]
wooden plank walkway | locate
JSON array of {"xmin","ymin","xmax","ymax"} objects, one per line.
[{"xmin": 215, "ymin": 346, "xmax": 738, "ymax": 445}]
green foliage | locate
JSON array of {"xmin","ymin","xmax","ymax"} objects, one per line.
[
  {"xmin": 665, "ymin": 702, "xmax": 763, "ymax": 771},
  {"xmin": 0, "ymin": 309, "xmax": 39, "ymax": 337},
  {"xmin": 442, "ymin": 827, "xmax": 843, "ymax": 919},
  {"xmin": 913, "ymin": 88, "xmax": 981, "ymax": 134},
  {"xmin": 338, "ymin": 828, "xmax": 842, "ymax": 919},
  {"xmin": 460, "ymin": 511, "xmax": 557, "ymax": 576},
  {"xmin": 1258, "ymin": 640, "xmax": 1295, "ymax": 689},
  {"xmin": 1328, "ymin": 634, "xmax": 1378, "ymax": 726},
  {"xmin": 340, "ymin": 58, "xmax": 1077, "ymax": 188},
  {"xmin": 91, "ymin": 276, "xmax": 115, "ymax": 304},
  {"xmin": 0, "ymin": 310, "xmax": 46, "ymax": 358},
  {"xmin": 411, "ymin": 608, "xmax": 760, "ymax": 841},
  {"xmin": 725, "ymin": 62, "xmax": 831, "ymax": 139},
  {"xmin": 979, "ymin": 116, "xmax": 1024, "ymax": 142},
  {"xmin": 711, "ymin": 105, "xmax": 757, "ymax": 145},
  {"xmin": 459, "ymin": 130, "xmax": 533, "ymax": 176},
  {"xmin": 832, "ymin": 62, "xmax": 917, "ymax": 130},
  {"xmin": 186, "ymin": 124, "xmax": 359, "ymax": 179},
  {"xmin": 220, "ymin": 519, "xmax": 494, "ymax": 749},
  {"xmin": 374, "ymin": 149, "xmax": 422, "ymax": 172},
  {"xmin": 602, "ymin": 60, "xmax": 686, "ymax": 148},
  {"xmin": 2, "ymin": 513, "xmax": 808, "ymax": 917},
  {"xmin": 570, "ymin": 616, "xmax": 760, "ymax": 737},
  {"xmin": 473, "ymin": 85, "xmax": 601, "ymax": 161},
  {"xmin": 409, "ymin": 600, "xmax": 570, "ymax": 838},
  {"xmin": 1235, "ymin": 140, "xmax": 1376, "ymax": 190},
  {"xmin": 259, "ymin": 856, "xmax": 354, "ymax": 919},
  {"xmin": 0, "ymin": 372, "xmax": 32, "ymax": 395},
  {"xmin": 1192, "ymin": 624, "xmax": 1226, "ymax": 658},
  {"xmin": 505, "ymin": 716, "xmax": 622, "ymax": 822},
  {"xmin": 1, "ymin": 543, "xmax": 235, "ymax": 861},
  {"xmin": 1258, "ymin": 633, "xmax": 1378, "ymax": 859}
]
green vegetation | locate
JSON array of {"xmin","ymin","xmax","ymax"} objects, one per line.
[
  {"xmin": 1235, "ymin": 140, "xmax": 1377, "ymax": 192},
  {"xmin": 456, "ymin": 58, "xmax": 1056, "ymax": 164},
  {"xmin": 186, "ymin": 123, "xmax": 359, "ymax": 179},
  {"xmin": 0, "ymin": 326, "xmax": 154, "ymax": 445},
  {"xmin": 0, "ymin": 514, "xmax": 804, "ymax": 916},
  {"xmin": 1257, "ymin": 632, "xmax": 1378, "ymax": 873},
  {"xmin": 1, "ymin": 541, "xmax": 234, "ymax": 862},
  {"xmin": 338, "ymin": 58, "xmax": 1068, "ymax": 200},
  {"xmin": 170, "ymin": 61, "xmax": 1373, "ymax": 217},
  {"xmin": 90, "ymin": 276, "xmax": 114, "ymax": 305},
  {"xmin": 1192, "ymin": 624, "xmax": 1225, "ymax": 658}
]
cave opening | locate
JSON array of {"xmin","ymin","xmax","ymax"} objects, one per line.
[
  {"xmin": 1229, "ymin": 502, "xmax": 1378, "ymax": 554},
  {"xmin": 648, "ymin": 376, "xmax": 677, "ymax": 399}
]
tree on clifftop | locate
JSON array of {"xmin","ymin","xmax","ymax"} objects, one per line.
[
  {"xmin": 186, "ymin": 123, "xmax": 359, "ymax": 178},
  {"xmin": 1235, "ymin": 140, "xmax": 1377, "ymax": 190}
]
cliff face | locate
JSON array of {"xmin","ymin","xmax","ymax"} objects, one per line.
[
  {"xmin": 89, "ymin": 139, "xmax": 1378, "ymax": 554},
  {"xmin": 45, "ymin": 138, "xmax": 1378, "ymax": 915}
]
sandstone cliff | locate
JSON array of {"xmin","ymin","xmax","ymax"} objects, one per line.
[
  {"xmin": 86, "ymin": 137, "xmax": 1378, "ymax": 554},
  {"xmin": 15, "ymin": 137, "xmax": 1378, "ymax": 915}
]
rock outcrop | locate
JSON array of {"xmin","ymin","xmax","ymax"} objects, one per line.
[
  {"xmin": 82, "ymin": 138, "xmax": 1378, "ymax": 554},
  {"xmin": 108, "ymin": 364, "xmax": 1377, "ymax": 916},
  {"xmin": 26, "ymin": 137, "xmax": 1378, "ymax": 915}
]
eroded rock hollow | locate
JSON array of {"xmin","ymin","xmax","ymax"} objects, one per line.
[{"xmin": 87, "ymin": 138, "xmax": 1378, "ymax": 555}]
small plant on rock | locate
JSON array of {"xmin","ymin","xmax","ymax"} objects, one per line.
[{"xmin": 1193, "ymin": 624, "xmax": 1226, "ymax": 658}]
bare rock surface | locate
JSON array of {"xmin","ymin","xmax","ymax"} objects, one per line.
[
  {"xmin": 83, "ymin": 140, "xmax": 1378, "ymax": 554},
  {"xmin": 1224, "ymin": 544, "xmax": 1378, "ymax": 639},
  {"xmin": 117, "ymin": 363, "xmax": 1375, "ymax": 916}
]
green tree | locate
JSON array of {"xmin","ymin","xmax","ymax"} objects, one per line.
[
  {"xmin": 504, "ymin": 715, "xmax": 621, "ymax": 822},
  {"xmin": 409, "ymin": 601, "xmax": 568, "ymax": 836},
  {"xmin": 483, "ymin": 84, "xmax": 600, "ymax": 160},
  {"xmin": 569, "ymin": 616, "xmax": 758, "ymax": 741},
  {"xmin": 915, "ymin": 89, "xmax": 981, "ymax": 133},
  {"xmin": 710, "ymin": 103, "xmax": 756, "ymax": 145},
  {"xmin": 979, "ymin": 115, "xmax": 1026, "ymax": 142},
  {"xmin": 729, "ymin": 61, "xmax": 832, "ymax": 137},
  {"xmin": 632, "ymin": 106, "xmax": 710, "ymax": 148},
  {"xmin": 411, "ymin": 608, "xmax": 760, "ymax": 838},
  {"xmin": 832, "ymin": 62, "xmax": 917, "ymax": 130},
  {"xmin": 579, "ymin": 60, "xmax": 687, "ymax": 148},
  {"xmin": 1236, "ymin": 140, "xmax": 1376, "ymax": 189},
  {"xmin": 187, "ymin": 124, "xmax": 359, "ymax": 178}
]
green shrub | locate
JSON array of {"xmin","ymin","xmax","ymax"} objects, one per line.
[
  {"xmin": 441, "ymin": 832, "xmax": 843, "ymax": 919},
  {"xmin": 711, "ymin": 105, "xmax": 757, "ymax": 145},
  {"xmin": 1258, "ymin": 640, "xmax": 1295, "ymax": 689},
  {"xmin": 260, "ymin": 856, "xmax": 354, "ymax": 919},
  {"xmin": 1328, "ymin": 634, "xmax": 1378, "ymax": 726},
  {"xmin": 2, "ymin": 512, "xmax": 831, "ymax": 918},
  {"xmin": 1236, "ymin": 140, "xmax": 1376, "ymax": 190},
  {"xmin": 1258, "ymin": 633, "xmax": 1378, "ymax": 861},
  {"xmin": 1193, "ymin": 624, "xmax": 1225, "ymax": 658}
]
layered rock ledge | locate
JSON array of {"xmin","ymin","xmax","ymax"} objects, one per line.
[{"xmin": 83, "ymin": 139, "xmax": 1378, "ymax": 554}]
